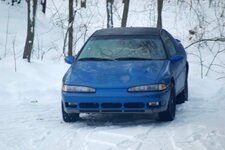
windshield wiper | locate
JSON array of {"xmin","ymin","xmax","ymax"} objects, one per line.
[
  {"xmin": 115, "ymin": 57, "xmax": 152, "ymax": 61},
  {"xmin": 78, "ymin": 57, "xmax": 115, "ymax": 61}
]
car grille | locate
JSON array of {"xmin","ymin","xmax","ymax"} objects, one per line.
[
  {"xmin": 101, "ymin": 103, "xmax": 122, "ymax": 108},
  {"xmin": 124, "ymin": 102, "xmax": 145, "ymax": 108},
  {"xmin": 75, "ymin": 102, "xmax": 146, "ymax": 112},
  {"xmin": 79, "ymin": 103, "xmax": 99, "ymax": 108}
]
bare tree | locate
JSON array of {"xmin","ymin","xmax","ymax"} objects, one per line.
[
  {"xmin": 62, "ymin": 0, "xmax": 83, "ymax": 57},
  {"xmin": 121, "ymin": 0, "xmax": 130, "ymax": 27},
  {"xmin": 4, "ymin": 8, "xmax": 10, "ymax": 57},
  {"xmin": 68, "ymin": 0, "xmax": 74, "ymax": 56},
  {"xmin": 106, "ymin": 0, "xmax": 114, "ymax": 28},
  {"xmin": 157, "ymin": 0, "xmax": 163, "ymax": 28},
  {"xmin": 185, "ymin": 37, "xmax": 225, "ymax": 49},
  {"xmin": 12, "ymin": 0, "xmax": 21, "ymax": 5},
  {"xmin": 180, "ymin": 0, "xmax": 225, "ymax": 78},
  {"xmin": 81, "ymin": 0, "xmax": 86, "ymax": 8},
  {"xmin": 12, "ymin": 36, "xmax": 17, "ymax": 72},
  {"xmin": 41, "ymin": 0, "xmax": 47, "ymax": 14},
  {"xmin": 23, "ymin": 0, "xmax": 38, "ymax": 62}
]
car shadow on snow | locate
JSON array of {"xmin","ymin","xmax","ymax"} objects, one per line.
[
  {"xmin": 77, "ymin": 113, "xmax": 166, "ymax": 127},
  {"xmin": 68, "ymin": 103, "xmax": 186, "ymax": 127}
]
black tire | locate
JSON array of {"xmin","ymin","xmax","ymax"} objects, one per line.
[
  {"xmin": 62, "ymin": 102, "xmax": 79, "ymax": 122},
  {"xmin": 176, "ymin": 76, "xmax": 188, "ymax": 104},
  {"xmin": 159, "ymin": 83, "xmax": 176, "ymax": 121}
]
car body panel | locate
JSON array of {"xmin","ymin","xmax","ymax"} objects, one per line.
[
  {"xmin": 63, "ymin": 60, "xmax": 170, "ymax": 88},
  {"xmin": 160, "ymin": 30, "xmax": 187, "ymax": 95}
]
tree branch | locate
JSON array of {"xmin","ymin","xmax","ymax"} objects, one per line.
[{"xmin": 185, "ymin": 37, "xmax": 225, "ymax": 49}]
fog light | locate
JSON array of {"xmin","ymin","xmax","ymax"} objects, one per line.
[
  {"xmin": 148, "ymin": 102, "xmax": 160, "ymax": 107},
  {"xmin": 66, "ymin": 102, "xmax": 77, "ymax": 108}
]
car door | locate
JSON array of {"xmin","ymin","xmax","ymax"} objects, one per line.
[{"xmin": 160, "ymin": 30, "xmax": 186, "ymax": 95}]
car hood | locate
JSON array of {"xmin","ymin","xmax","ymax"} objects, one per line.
[{"xmin": 63, "ymin": 60, "xmax": 170, "ymax": 88}]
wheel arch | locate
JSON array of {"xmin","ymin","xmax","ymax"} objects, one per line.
[{"xmin": 170, "ymin": 77, "xmax": 178, "ymax": 97}]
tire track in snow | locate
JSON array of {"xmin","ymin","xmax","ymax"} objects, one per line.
[
  {"xmin": 133, "ymin": 123, "xmax": 173, "ymax": 150},
  {"xmin": 176, "ymin": 125, "xmax": 225, "ymax": 150},
  {"xmin": 81, "ymin": 122, "xmax": 156, "ymax": 150},
  {"xmin": 83, "ymin": 124, "xmax": 158, "ymax": 150},
  {"xmin": 116, "ymin": 125, "xmax": 157, "ymax": 150},
  {"xmin": 82, "ymin": 126, "xmax": 131, "ymax": 150},
  {"xmin": 78, "ymin": 114, "xmax": 157, "ymax": 150},
  {"xmin": 98, "ymin": 130, "xmax": 143, "ymax": 149},
  {"xmin": 116, "ymin": 121, "xmax": 185, "ymax": 150},
  {"xmin": 29, "ymin": 122, "xmax": 86, "ymax": 150}
]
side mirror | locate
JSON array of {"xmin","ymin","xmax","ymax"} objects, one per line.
[
  {"xmin": 64, "ymin": 56, "xmax": 75, "ymax": 64},
  {"xmin": 170, "ymin": 55, "xmax": 184, "ymax": 62}
]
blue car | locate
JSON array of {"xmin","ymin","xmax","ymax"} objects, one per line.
[{"xmin": 61, "ymin": 27, "xmax": 188, "ymax": 122}]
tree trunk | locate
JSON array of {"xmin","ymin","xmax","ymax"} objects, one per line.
[
  {"xmin": 23, "ymin": 0, "xmax": 37, "ymax": 62},
  {"xmin": 81, "ymin": 0, "xmax": 86, "ymax": 8},
  {"xmin": 75, "ymin": 0, "xmax": 78, "ymax": 6},
  {"xmin": 121, "ymin": 0, "xmax": 130, "ymax": 27},
  {"xmin": 68, "ymin": 0, "xmax": 74, "ymax": 56},
  {"xmin": 157, "ymin": 0, "xmax": 163, "ymax": 29},
  {"xmin": 106, "ymin": 0, "xmax": 114, "ymax": 28},
  {"xmin": 41, "ymin": 0, "xmax": 47, "ymax": 14},
  {"xmin": 11, "ymin": 0, "xmax": 21, "ymax": 6}
]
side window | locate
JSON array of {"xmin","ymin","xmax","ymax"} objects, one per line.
[{"xmin": 161, "ymin": 31, "xmax": 176, "ymax": 56}]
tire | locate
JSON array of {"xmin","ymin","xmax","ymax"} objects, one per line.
[
  {"xmin": 62, "ymin": 102, "xmax": 79, "ymax": 122},
  {"xmin": 176, "ymin": 75, "xmax": 188, "ymax": 104},
  {"xmin": 159, "ymin": 83, "xmax": 176, "ymax": 121}
]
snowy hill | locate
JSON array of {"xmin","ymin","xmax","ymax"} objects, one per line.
[{"xmin": 0, "ymin": 0, "xmax": 225, "ymax": 150}]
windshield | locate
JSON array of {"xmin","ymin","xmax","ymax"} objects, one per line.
[{"xmin": 77, "ymin": 35, "xmax": 167, "ymax": 61}]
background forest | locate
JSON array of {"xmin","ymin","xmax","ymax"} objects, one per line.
[{"xmin": 0, "ymin": 0, "xmax": 225, "ymax": 150}]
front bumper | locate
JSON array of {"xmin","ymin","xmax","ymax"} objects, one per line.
[{"xmin": 62, "ymin": 87, "xmax": 170, "ymax": 114}]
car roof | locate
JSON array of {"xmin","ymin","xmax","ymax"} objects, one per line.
[{"xmin": 92, "ymin": 27, "xmax": 162, "ymax": 36}]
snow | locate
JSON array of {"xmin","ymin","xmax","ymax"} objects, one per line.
[
  {"xmin": 0, "ymin": 61, "xmax": 225, "ymax": 149},
  {"xmin": 0, "ymin": 0, "xmax": 225, "ymax": 150}
]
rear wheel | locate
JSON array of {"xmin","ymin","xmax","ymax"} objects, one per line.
[
  {"xmin": 159, "ymin": 83, "xmax": 176, "ymax": 121},
  {"xmin": 62, "ymin": 102, "xmax": 79, "ymax": 122}
]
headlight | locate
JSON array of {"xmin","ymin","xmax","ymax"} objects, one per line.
[
  {"xmin": 128, "ymin": 84, "xmax": 167, "ymax": 92},
  {"xmin": 62, "ymin": 85, "xmax": 96, "ymax": 93}
]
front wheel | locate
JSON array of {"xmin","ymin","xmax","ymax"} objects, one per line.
[
  {"xmin": 62, "ymin": 102, "xmax": 79, "ymax": 122},
  {"xmin": 158, "ymin": 83, "xmax": 176, "ymax": 121}
]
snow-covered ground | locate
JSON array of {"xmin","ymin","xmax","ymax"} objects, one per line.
[
  {"xmin": 0, "ymin": 0, "xmax": 225, "ymax": 150},
  {"xmin": 0, "ymin": 58, "xmax": 225, "ymax": 150}
]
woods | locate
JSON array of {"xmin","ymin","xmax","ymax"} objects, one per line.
[
  {"xmin": 0, "ymin": 0, "xmax": 182, "ymax": 61},
  {"xmin": 1, "ymin": 1, "xmax": 225, "ymax": 149},
  {"xmin": 1, "ymin": 0, "xmax": 225, "ymax": 79}
]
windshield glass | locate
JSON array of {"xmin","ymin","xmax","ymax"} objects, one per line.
[{"xmin": 77, "ymin": 35, "xmax": 167, "ymax": 61}]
